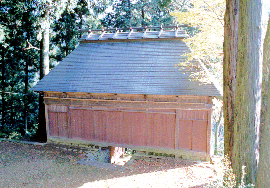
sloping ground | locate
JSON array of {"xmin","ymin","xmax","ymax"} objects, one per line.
[{"xmin": 0, "ymin": 141, "xmax": 220, "ymax": 188}]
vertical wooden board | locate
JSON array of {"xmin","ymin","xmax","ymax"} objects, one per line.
[
  {"xmin": 194, "ymin": 111, "xmax": 199, "ymax": 120},
  {"xmin": 178, "ymin": 110, "xmax": 183, "ymax": 119},
  {"xmin": 128, "ymin": 112, "xmax": 140, "ymax": 146},
  {"xmin": 199, "ymin": 110, "xmax": 207, "ymax": 120},
  {"xmin": 129, "ymin": 112, "xmax": 146, "ymax": 146},
  {"xmin": 70, "ymin": 109, "xmax": 76, "ymax": 138},
  {"xmin": 120, "ymin": 111, "xmax": 130, "ymax": 144},
  {"xmin": 178, "ymin": 120, "xmax": 192, "ymax": 150},
  {"xmin": 82, "ymin": 110, "xmax": 95, "ymax": 140},
  {"xmin": 58, "ymin": 113, "xmax": 68, "ymax": 138},
  {"xmin": 147, "ymin": 113, "xmax": 155, "ymax": 147},
  {"xmin": 114, "ymin": 111, "xmax": 123, "ymax": 144},
  {"xmin": 140, "ymin": 112, "xmax": 149, "ymax": 146},
  {"xmin": 48, "ymin": 112, "xmax": 58, "ymax": 137},
  {"xmin": 206, "ymin": 111, "xmax": 212, "ymax": 156},
  {"xmin": 144, "ymin": 111, "xmax": 175, "ymax": 148},
  {"xmin": 94, "ymin": 110, "xmax": 107, "ymax": 142},
  {"xmin": 166, "ymin": 113, "xmax": 176, "ymax": 149},
  {"xmin": 148, "ymin": 113, "xmax": 158, "ymax": 147},
  {"xmin": 157, "ymin": 113, "xmax": 167, "ymax": 148},
  {"xmin": 157, "ymin": 113, "xmax": 165, "ymax": 147},
  {"xmin": 187, "ymin": 110, "xmax": 193, "ymax": 120},
  {"xmin": 182, "ymin": 110, "xmax": 187, "ymax": 119},
  {"xmin": 70, "ymin": 109, "xmax": 83, "ymax": 139},
  {"xmin": 192, "ymin": 120, "xmax": 208, "ymax": 152},
  {"xmin": 106, "ymin": 111, "xmax": 121, "ymax": 143},
  {"xmin": 45, "ymin": 105, "xmax": 50, "ymax": 140}
]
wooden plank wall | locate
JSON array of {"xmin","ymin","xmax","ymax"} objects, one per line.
[
  {"xmin": 53, "ymin": 108, "xmax": 176, "ymax": 149},
  {"xmin": 47, "ymin": 106, "xmax": 210, "ymax": 153},
  {"xmin": 44, "ymin": 92, "xmax": 213, "ymax": 156},
  {"xmin": 177, "ymin": 110, "xmax": 209, "ymax": 152}
]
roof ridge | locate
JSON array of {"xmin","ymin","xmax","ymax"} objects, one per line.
[{"xmin": 80, "ymin": 25, "xmax": 189, "ymax": 42}]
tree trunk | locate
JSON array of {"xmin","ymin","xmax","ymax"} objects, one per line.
[
  {"xmin": 35, "ymin": 15, "xmax": 50, "ymax": 142},
  {"xmin": 40, "ymin": 24, "xmax": 50, "ymax": 79},
  {"xmin": 223, "ymin": 0, "xmax": 239, "ymax": 161},
  {"xmin": 24, "ymin": 53, "xmax": 29, "ymax": 135},
  {"xmin": 233, "ymin": 0, "xmax": 263, "ymax": 185},
  {"xmin": 256, "ymin": 16, "xmax": 270, "ymax": 188},
  {"xmin": 1, "ymin": 49, "xmax": 6, "ymax": 130},
  {"xmin": 127, "ymin": 0, "xmax": 131, "ymax": 26}
]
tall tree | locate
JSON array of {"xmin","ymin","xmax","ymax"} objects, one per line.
[
  {"xmin": 172, "ymin": 0, "xmax": 224, "ymax": 84},
  {"xmin": 0, "ymin": 0, "xmax": 40, "ymax": 138},
  {"xmin": 35, "ymin": 2, "xmax": 50, "ymax": 142},
  {"xmin": 223, "ymin": 0, "xmax": 239, "ymax": 162},
  {"xmin": 256, "ymin": 16, "xmax": 270, "ymax": 187},
  {"xmin": 102, "ymin": 0, "xmax": 179, "ymax": 28},
  {"xmin": 232, "ymin": 0, "xmax": 263, "ymax": 185},
  {"xmin": 35, "ymin": 0, "xmax": 108, "ymax": 141}
]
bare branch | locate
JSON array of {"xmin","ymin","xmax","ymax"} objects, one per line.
[
  {"xmin": 24, "ymin": 40, "xmax": 40, "ymax": 51},
  {"xmin": 202, "ymin": 0, "xmax": 224, "ymax": 26}
]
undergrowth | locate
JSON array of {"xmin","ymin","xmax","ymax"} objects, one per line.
[{"xmin": 207, "ymin": 156, "xmax": 254, "ymax": 188}]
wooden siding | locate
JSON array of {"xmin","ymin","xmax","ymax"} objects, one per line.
[
  {"xmin": 67, "ymin": 109, "xmax": 176, "ymax": 149},
  {"xmin": 44, "ymin": 92, "xmax": 213, "ymax": 160},
  {"xmin": 48, "ymin": 111, "xmax": 68, "ymax": 138},
  {"xmin": 46, "ymin": 106, "xmax": 210, "ymax": 152}
]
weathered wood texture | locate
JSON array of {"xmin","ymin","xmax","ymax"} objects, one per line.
[
  {"xmin": 223, "ymin": 0, "xmax": 239, "ymax": 161},
  {"xmin": 256, "ymin": 16, "xmax": 270, "ymax": 188},
  {"xmin": 233, "ymin": 0, "xmax": 263, "ymax": 185},
  {"xmin": 44, "ymin": 92, "xmax": 213, "ymax": 160}
]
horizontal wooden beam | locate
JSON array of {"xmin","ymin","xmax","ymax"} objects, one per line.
[
  {"xmin": 44, "ymin": 97, "xmax": 212, "ymax": 110},
  {"xmin": 44, "ymin": 91, "xmax": 212, "ymax": 104}
]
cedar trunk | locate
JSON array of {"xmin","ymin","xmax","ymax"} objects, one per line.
[
  {"xmin": 1, "ymin": 49, "xmax": 6, "ymax": 129},
  {"xmin": 233, "ymin": 0, "xmax": 263, "ymax": 185},
  {"xmin": 223, "ymin": 0, "xmax": 239, "ymax": 161},
  {"xmin": 256, "ymin": 16, "xmax": 270, "ymax": 187},
  {"xmin": 35, "ymin": 16, "xmax": 50, "ymax": 142}
]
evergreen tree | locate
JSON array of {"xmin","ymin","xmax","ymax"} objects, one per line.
[
  {"xmin": 223, "ymin": 0, "xmax": 238, "ymax": 163},
  {"xmin": 256, "ymin": 15, "xmax": 270, "ymax": 188},
  {"xmin": 101, "ymin": 0, "xmax": 180, "ymax": 28},
  {"xmin": 224, "ymin": 0, "xmax": 263, "ymax": 185},
  {"xmin": 0, "ymin": 0, "xmax": 39, "ymax": 138}
]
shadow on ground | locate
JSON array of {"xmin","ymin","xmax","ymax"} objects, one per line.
[{"xmin": 0, "ymin": 141, "xmax": 217, "ymax": 188}]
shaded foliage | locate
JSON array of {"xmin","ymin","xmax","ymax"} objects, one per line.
[
  {"xmin": 101, "ymin": 0, "xmax": 182, "ymax": 28},
  {"xmin": 0, "ymin": 0, "xmax": 108, "ymax": 139},
  {"xmin": 0, "ymin": 0, "xmax": 40, "ymax": 139}
]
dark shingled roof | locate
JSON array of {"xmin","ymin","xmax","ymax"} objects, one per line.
[{"xmin": 32, "ymin": 39, "xmax": 222, "ymax": 96}]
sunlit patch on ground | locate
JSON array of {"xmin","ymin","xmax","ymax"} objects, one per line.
[{"xmin": 0, "ymin": 141, "xmax": 220, "ymax": 188}]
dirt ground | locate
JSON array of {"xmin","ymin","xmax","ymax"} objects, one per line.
[{"xmin": 0, "ymin": 140, "xmax": 221, "ymax": 188}]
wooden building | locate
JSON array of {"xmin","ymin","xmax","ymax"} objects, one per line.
[{"xmin": 33, "ymin": 26, "xmax": 222, "ymax": 161}]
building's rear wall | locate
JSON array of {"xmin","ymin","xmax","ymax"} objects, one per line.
[{"xmin": 44, "ymin": 92, "xmax": 212, "ymax": 160}]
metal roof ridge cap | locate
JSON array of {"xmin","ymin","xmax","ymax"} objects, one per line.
[
  {"xmin": 112, "ymin": 28, "xmax": 119, "ymax": 39},
  {"xmin": 127, "ymin": 27, "xmax": 133, "ymax": 39}
]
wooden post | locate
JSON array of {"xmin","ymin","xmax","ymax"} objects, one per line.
[
  {"xmin": 44, "ymin": 104, "xmax": 50, "ymax": 141},
  {"xmin": 175, "ymin": 109, "xmax": 180, "ymax": 149},
  {"xmin": 109, "ymin": 146, "xmax": 125, "ymax": 164}
]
